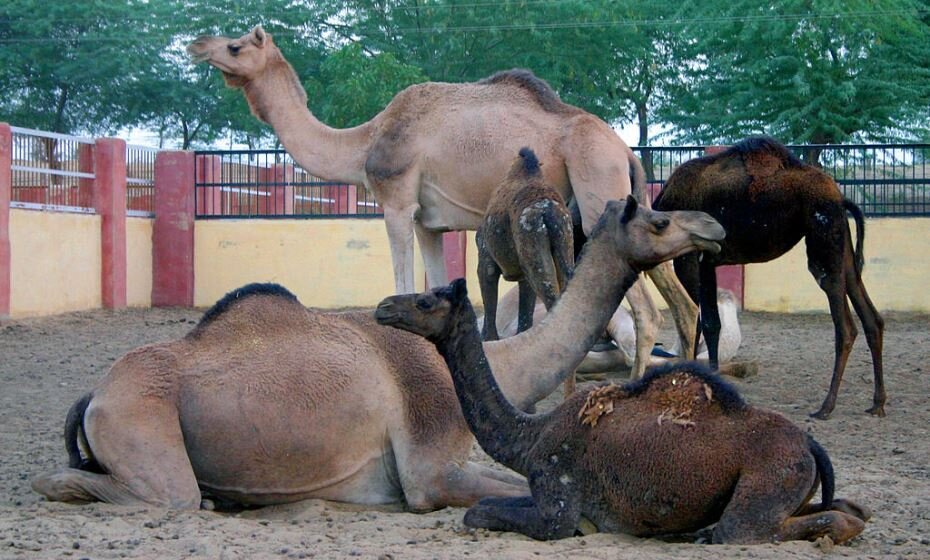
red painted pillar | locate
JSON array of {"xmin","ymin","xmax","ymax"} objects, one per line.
[
  {"xmin": 152, "ymin": 151, "xmax": 195, "ymax": 307},
  {"xmin": 94, "ymin": 138, "xmax": 127, "ymax": 309},
  {"xmin": 195, "ymin": 154, "xmax": 223, "ymax": 216},
  {"xmin": 332, "ymin": 184, "xmax": 358, "ymax": 215},
  {"xmin": 704, "ymin": 145, "xmax": 743, "ymax": 307},
  {"xmin": 442, "ymin": 231, "xmax": 468, "ymax": 282},
  {"xmin": 270, "ymin": 164, "xmax": 295, "ymax": 215},
  {"xmin": 0, "ymin": 124, "xmax": 11, "ymax": 318}
]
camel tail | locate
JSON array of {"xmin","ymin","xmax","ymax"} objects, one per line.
[
  {"xmin": 65, "ymin": 392, "xmax": 102, "ymax": 472},
  {"xmin": 808, "ymin": 435, "xmax": 835, "ymax": 511},
  {"xmin": 628, "ymin": 146, "xmax": 650, "ymax": 208},
  {"xmin": 543, "ymin": 207, "xmax": 575, "ymax": 291},
  {"xmin": 518, "ymin": 147, "xmax": 541, "ymax": 176},
  {"xmin": 842, "ymin": 198, "xmax": 866, "ymax": 273}
]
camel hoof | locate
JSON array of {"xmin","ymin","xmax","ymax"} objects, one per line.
[
  {"xmin": 809, "ymin": 409, "xmax": 832, "ymax": 421},
  {"xmin": 832, "ymin": 499, "xmax": 872, "ymax": 522},
  {"xmin": 866, "ymin": 404, "xmax": 886, "ymax": 418}
]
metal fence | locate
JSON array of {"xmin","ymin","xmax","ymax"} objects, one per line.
[
  {"xmin": 194, "ymin": 150, "xmax": 381, "ymax": 219},
  {"xmin": 634, "ymin": 144, "xmax": 930, "ymax": 217},
  {"xmin": 10, "ymin": 126, "xmax": 96, "ymax": 212},
  {"xmin": 194, "ymin": 144, "xmax": 930, "ymax": 219},
  {"xmin": 10, "ymin": 126, "xmax": 158, "ymax": 215}
]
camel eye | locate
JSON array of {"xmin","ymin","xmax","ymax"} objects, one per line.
[
  {"xmin": 228, "ymin": 44, "xmax": 241, "ymax": 56},
  {"xmin": 415, "ymin": 298, "xmax": 432, "ymax": 311},
  {"xmin": 654, "ymin": 217, "xmax": 670, "ymax": 232}
]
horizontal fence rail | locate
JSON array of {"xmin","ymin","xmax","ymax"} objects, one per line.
[{"xmin": 194, "ymin": 150, "xmax": 381, "ymax": 219}]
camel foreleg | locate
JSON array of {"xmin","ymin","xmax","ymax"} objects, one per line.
[
  {"xmin": 383, "ymin": 205, "xmax": 422, "ymax": 294},
  {"xmin": 414, "ymin": 222, "xmax": 448, "ymax": 290}
]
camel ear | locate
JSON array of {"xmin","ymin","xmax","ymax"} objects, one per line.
[
  {"xmin": 620, "ymin": 195, "xmax": 638, "ymax": 224},
  {"xmin": 251, "ymin": 25, "xmax": 267, "ymax": 47},
  {"xmin": 450, "ymin": 278, "xmax": 468, "ymax": 303}
]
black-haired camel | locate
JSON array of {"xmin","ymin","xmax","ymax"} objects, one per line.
[
  {"xmin": 376, "ymin": 278, "xmax": 870, "ymax": 544},
  {"xmin": 33, "ymin": 198, "xmax": 724, "ymax": 510},
  {"xmin": 476, "ymin": 147, "xmax": 573, "ymax": 343},
  {"xmin": 654, "ymin": 136, "xmax": 885, "ymax": 419},
  {"xmin": 187, "ymin": 26, "xmax": 702, "ymax": 379}
]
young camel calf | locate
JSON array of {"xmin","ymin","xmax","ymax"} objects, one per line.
[{"xmin": 377, "ymin": 278, "xmax": 870, "ymax": 544}]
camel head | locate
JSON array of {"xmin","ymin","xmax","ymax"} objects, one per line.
[
  {"xmin": 375, "ymin": 278, "xmax": 470, "ymax": 342},
  {"xmin": 594, "ymin": 195, "xmax": 726, "ymax": 271},
  {"xmin": 187, "ymin": 26, "xmax": 276, "ymax": 89}
]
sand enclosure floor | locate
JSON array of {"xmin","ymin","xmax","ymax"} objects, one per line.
[{"xmin": 1, "ymin": 306, "xmax": 928, "ymax": 559}]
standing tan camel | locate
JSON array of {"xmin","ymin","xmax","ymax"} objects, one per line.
[
  {"xmin": 376, "ymin": 279, "xmax": 870, "ymax": 543},
  {"xmin": 32, "ymin": 198, "xmax": 724, "ymax": 510},
  {"xmin": 654, "ymin": 136, "xmax": 885, "ymax": 419},
  {"xmin": 476, "ymin": 147, "xmax": 573, "ymax": 342},
  {"xmin": 187, "ymin": 26, "xmax": 701, "ymax": 378}
]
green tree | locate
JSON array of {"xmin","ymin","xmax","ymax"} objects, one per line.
[{"xmin": 664, "ymin": 0, "xmax": 930, "ymax": 148}]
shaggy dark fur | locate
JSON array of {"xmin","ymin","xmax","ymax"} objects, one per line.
[
  {"xmin": 623, "ymin": 361, "xmax": 747, "ymax": 414},
  {"xmin": 192, "ymin": 283, "xmax": 299, "ymax": 332}
]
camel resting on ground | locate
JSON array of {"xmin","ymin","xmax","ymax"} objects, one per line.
[
  {"xmin": 32, "ymin": 198, "xmax": 725, "ymax": 510},
  {"xmin": 187, "ymin": 26, "xmax": 701, "ymax": 379},
  {"xmin": 376, "ymin": 278, "xmax": 870, "ymax": 544},
  {"xmin": 654, "ymin": 136, "xmax": 885, "ymax": 419}
]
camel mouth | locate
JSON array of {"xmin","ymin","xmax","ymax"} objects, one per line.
[
  {"xmin": 691, "ymin": 238, "xmax": 722, "ymax": 254},
  {"xmin": 373, "ymin": 303, "xmax": 400, "ymax": 325}
]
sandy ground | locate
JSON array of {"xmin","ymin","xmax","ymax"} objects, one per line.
[{"xmin": 1, "ymin": 305, "xmax": 928, "ymax": 559}]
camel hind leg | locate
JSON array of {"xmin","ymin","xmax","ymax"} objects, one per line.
[
  {"xmin": 646, "ymin": 260, "xmax": 699, "ymax": 361},
  {"xmin": 34, "ymin": 393, "xmax": 201, "ymax": 509},
  {"xmin": 845, "ymin": 260, "xmax": 886, "ymax": 416},
  {"xmin": 624, "ymin": 277, "xmax": 661, "ymax": 380}
]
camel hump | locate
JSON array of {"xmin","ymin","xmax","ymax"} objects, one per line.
[
  {"xmin": 517, "ymin": 147, "xmax": 541, "ymax": 176},
  {"xmin": 627, "ymin": 361, "xmax": 747, "ymax": 415},
  {"xmin": 724, "ymin": 136, "xmax": 805, "ymax": 168},
  {"xmin": 193, "ymin": 282, "xmax": 300, "ymax": 332},
  {"xmin": 478, "ymin": 69, "xmax": 577, "ymax": 114}
]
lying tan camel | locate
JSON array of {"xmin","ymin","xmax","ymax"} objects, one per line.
[
  {"xmin": 376, "ymin": 279, "xmax": 870, "ymax": 544},
  {"xmin": 487, "ymin": 288, "xmax": 742, "ymax": 374},
  {"xmin": 32, "ymin": 197, "xmax": 723, "ymax": 510},
  {"xmin": 187, "ymin": 26, "xmax": 701, "ymax": 378}
]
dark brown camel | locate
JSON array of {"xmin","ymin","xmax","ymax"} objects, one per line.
[
  {"xmin": 476, "ymin": 147, "xmax": 574, "ymax": 343},
  {"xmin": 375, "ymin": 278, "xmax": 871, "ymax": 544},
  {"xmin": 653, "ymin": 136, "xmax": 885, "ymax": 419}
]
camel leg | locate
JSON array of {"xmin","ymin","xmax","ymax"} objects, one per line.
[
  {"xmin": 806, "ymin": 238, "xmax": 857, "ymax": 420},
  {"xmin": 414, "ymin": 221, "xmax": 448, "ymax": 290},
  {"xmin": 34, "ymin": 395, "xmax": 201, "ymax": 509},
  {"xmin": 845, "ymin": 262, "xmax": 886, "ymax": 416},
  {"xmin": 517, "ymin": 280, "xmax": 537, "ymax": 333},
  {"xmin": 673, "ymin": 254, "xmax": 703, "ymax": 357},
  {"xmin": 794, "ymin": 498, "xmax": 872, "ymax": 522},
  {"xmin": 383, "ymin": 204, "xmax": 420, "ymax": 293},
  {"xmin": 647, "ymin": 260, "xmax": 698, "ymax": 360},
  {"xmin": 698, "ymin": 260, "xmax": 722, "ymax": 369},
  {"xmin": 464, "ymin": 487, "xmax": 581, "ymax": 540},
  {"xmin": 477, "ymin": 232, "xmax": 503, "ymax": 341},
  {"xmin": 775, "ymin": 511, "xmax": 866, "ymax": 545},
  {"xmin": 400, "ymin": 460, "xmax": 529, "ymax": 511},
  {"xmin": 625, "ymin": 277, "xmax": 661, "ymax": 380}
]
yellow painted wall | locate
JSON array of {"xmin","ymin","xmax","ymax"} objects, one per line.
[
  {"xmin": 9, "ymin": 209, "xmax": 101, "ymax": 317},
  {"xmin": 194, "ymin": 219, "xmax": 425, "ymax": 308},
  {"xmin": 126, "ymin": 217, "xmax": 153, "ymax": 307},
  {"xmin": 745, "ymin": 217, "xmax": 930, "ymax": 312}
]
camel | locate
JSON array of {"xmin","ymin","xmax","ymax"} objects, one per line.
[
  {"xmin": 653, "ymin": 136, "xmax": 885, "ymax": 419},
  {"xmin": 187, "ymin": 26, "xmax": 702, "ymax": 379},
  {"xmin": 476, "ymin": 147, "xmax": 573, "ymax": 341},
  {"xmin": 32, "ymin": 198, "xmax": 724, "ymax": 510},
  {"xmin": 375, "ymin": 278, "xmax": 871, "ymax": 544},
  {"xmin": 488, "ymin": 287, "xmax": 742, "ymax": 374}
]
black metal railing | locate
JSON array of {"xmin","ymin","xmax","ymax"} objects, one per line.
[
  {"xmin": 193, "ymin": 150, "xmax": 381, "ymax": 219},
  {"xmin": 195, "ymin": 144, "xmax": 930, "ymax": 219}
]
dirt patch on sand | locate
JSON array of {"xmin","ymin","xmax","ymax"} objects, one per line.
[{"xmin": 1, "ymin": 307, "xmax": 928, "ymax": 559}]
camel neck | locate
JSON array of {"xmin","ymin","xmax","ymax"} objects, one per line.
[
  {"xmin": 243, "ymin": 68, "xmax": 373, "ymax": 185},
  {"xmin": 433, "ymin": 301, "xmax": 544, "ymax": 475},
  {"xmin": 485, "ymin": 236, "xmax": 639, "ymax": 410}
]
